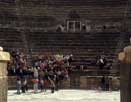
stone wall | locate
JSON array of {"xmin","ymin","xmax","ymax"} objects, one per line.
[{"xmin": 8, "ymin": 75, "xmax": 120, "ymax": 90}]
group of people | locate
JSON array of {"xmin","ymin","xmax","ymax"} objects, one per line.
[
  {"xmin": 8, "ymin": 49, "xmax": 73, "ymax": 94},
  {"xmin": 7, "ymin": 49, "xmax": 27, "ymax": 76},
  {"xmin": 7, "ymin": 49, "xmax": 113, "ymax": 94}
]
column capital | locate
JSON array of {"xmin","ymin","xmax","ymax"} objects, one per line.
[
  {"xmin": 0, "ymin": 51, "xmax": 10, "ymax": 62},
  {"xmin": 118, "ymin": 45, "xmax": 131, "ymax": 63}
]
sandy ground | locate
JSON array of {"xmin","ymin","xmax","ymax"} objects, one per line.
[{"xmin": 8, "ymin": 90, "xmax": 120, "ymax": 102}]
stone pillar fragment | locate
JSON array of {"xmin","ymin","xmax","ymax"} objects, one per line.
[
  {"xmin": 0, "ymin": 50, "xmax": 10, "ymax": 102},
  {"xmin": 118, "ymin": 39, "xmax": 131, "ymax": 102}
]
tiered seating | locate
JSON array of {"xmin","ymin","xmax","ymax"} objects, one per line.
[
  {"xmin": 0, "ymin": 0, "xmax": 127, "ymax": 31},
  {"xmin": 0, "ymin": 0, "xmax": 129, "ymax": 68},
  {"xmin": 0, "ymin": 28, "xmax": 25, "ymax": 51},
  {"xmin": 26, "ymin": 32, "xmax": 130, "ymax": 66},
  {"xmin": 16, "ymin": 3, "xmax": 126, "ymax": 20},
  {"xmin": 20, "ymin": 0, "xmax": 127, "ymax": 6},
  {"xmin": 0, "ymin": 0, "xmax": 125, "ymax": 20},
  {"xmin": 0, "ymin": 0, "xmax": 128, "ymax": 89}
]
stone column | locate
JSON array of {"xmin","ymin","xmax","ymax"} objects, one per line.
[
  {"xmin": 0, "ymin": 48, "xmax": 10, "ymax": 102},
  {"xmin": 118, "ymin": 38, "xmax": 131, "ymax": 102}
]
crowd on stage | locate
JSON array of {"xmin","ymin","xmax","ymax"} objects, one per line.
[
  {"xmin": 8, "ymin": 49, "xmax": 73, "ymax": 94},
  {"xmin": 7, "ymin": 49, "xmax": 113, "ymax": 94}
]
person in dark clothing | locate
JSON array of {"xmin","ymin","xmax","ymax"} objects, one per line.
[
  {"xmin": 16, "ymin": 77, "xmax": 21, "ymax": 94},
  {"xmin": 55, "ymin": 75, "xmax": 60, "ymax": 91},
  {"xmin": 105, "ymin": 77, "xmax": 109, "ymax": 91},
  {"xmin": 21, "ymin": 77, "xmax": 28, "ymax": 93},
  {"xmin": 68, "ymin": 54, "xmax": 73, "ymax": 65},
  {"xmin": 17, "ymin": 69, "xmax": 25, "ymax": 79},
  {"xmin": 39, "ymin": 77, "xmax": 44, "ymax": 92},
  {"xmin": 82, "ymin": 24, "xmax": 86, "ymax": 32},
  {"xmin": 100, "ymin": 76, "xmax": 106, "ymax": 91},
  {"xmin": 103, "ymin": 25, "xmax": 106, "ymax": 30},
  {"xmin": 97, "ymin": 56, "xmax": 107, "ymax": 70},
  {"xmin": 48, "ymin": 77, "xmax": 55, "ymax": 93}
]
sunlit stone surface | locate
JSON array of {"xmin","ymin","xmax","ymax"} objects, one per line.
[
  {"xmin": 8, "ymin": 90, "xmax": 120, "ymax": 102},
  {"xmin": 0, "ymin": 51, "xmax": 10, "ymax": 102}
]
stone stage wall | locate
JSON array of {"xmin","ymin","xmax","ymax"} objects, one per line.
[{"xmin": 8, "ymin": 74, "xmax": 120, "ymax": 91}]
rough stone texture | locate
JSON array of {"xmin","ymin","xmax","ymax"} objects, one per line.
[
  {"xmin": 0, "ymin": 63, "xmax": 7, "ymax": 76},
  {"xmin": 80, "ymin": 76, "xmax": 87, "ymax": 89},
  {"xmin": 110, "ymin": 77, "xmax": 120, "ymax": 90},
  {"xmin": 87, "ymin": 77, "xmax": 99, "ymax": 89},
  {"xmin": 61, "ymin": 79, "xmax": 71, "ymax": 88},
  {"xmin": 8, "ymin": 76, "xmax": 17, "ymax": 90},
  {"xmin": 118, "ymin": 38, "xmax": 131, "ymax": 102},
  {"xmin": 8, "ymin": 76, "xmax": 120, "ymax": 90},
  {"xmin": 0, "ymin": 52, "xmax": 10, "ymax": 61},
  {"xmin": 0, "ymin": 51, "xmax": 10, "ymax": 102},
  {"xmin": 120, "ymin": 63, "xmax": 131, "ymax": 102},
  {"xmin": 0, "ymin": 77, "xmax": 8, "ymax": 102},
  {"xmin": 0, "ymin": 65, "xmax": 9, "ymax": 102}
]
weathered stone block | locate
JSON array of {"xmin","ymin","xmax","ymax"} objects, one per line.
[
  {"xmin": 61, "ymin": 79, "xmax": 70, "ymax": 88},
  {"xmin": 0, "ymin": 51, "xmax": 10, "ymax": 102},
  {"xmin": 80, "ymin": 76, "xmax": 87, "ymax": 89}
]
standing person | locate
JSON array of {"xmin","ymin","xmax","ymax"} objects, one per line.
[
  {"xmin": 33, "ymin": 68, "xmax": 39, "ymax": 93},
  {"xmin": 21, "ymin": 77, "xmax": 28, "ymax": 93},
  {"xmin": 43, "ymin": 78, "xmax": 48, "ymax": 92},
  {"xmin": 43, "ymin": 69, "xmax": 49, "ymax": 91},
  {"xmin": 38, "ymin": 69, "xmax": 44, "ymax": 92},
  {"xmin": 100, "ymin": 76, "xmax": 106, "ymax": 91},
  {"xmin": 97, "ymin": 56, "xmax": 107, "ymax": 70},
  {"xmin": 39, "ymin": 77, "xmax": 44, "ymax": 92},
  {"xmin": 64, "ymin": 68, "xmax": 69, "ymax": 80},
  {"xmin": 48, "ymin": 77, "xmax": 55, "ymax": 93},
  {"xmin": 55, "ymin": 74, "xmax": 60, "ymax": 91},
  {"xmin": 105, "ymin": 76, "xmax": 109, "ymax": 91},
  {"xmin": 56, "ymin": 69, "xmax": 62, "ymax": 89},
  {"xmin": 82, "ymin": 24, "xmax": 86, "ymax": 32},
  {"xmin": 18, "ymin": 68, "xmax": 24, "ymax": 79},
  {"xmin": 32, "ymin": 78, "xmax": 39, "ymax": 93},
  {"xmin": 16, "ymin": 77, "xmax": 21, "ymax": 95}
]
